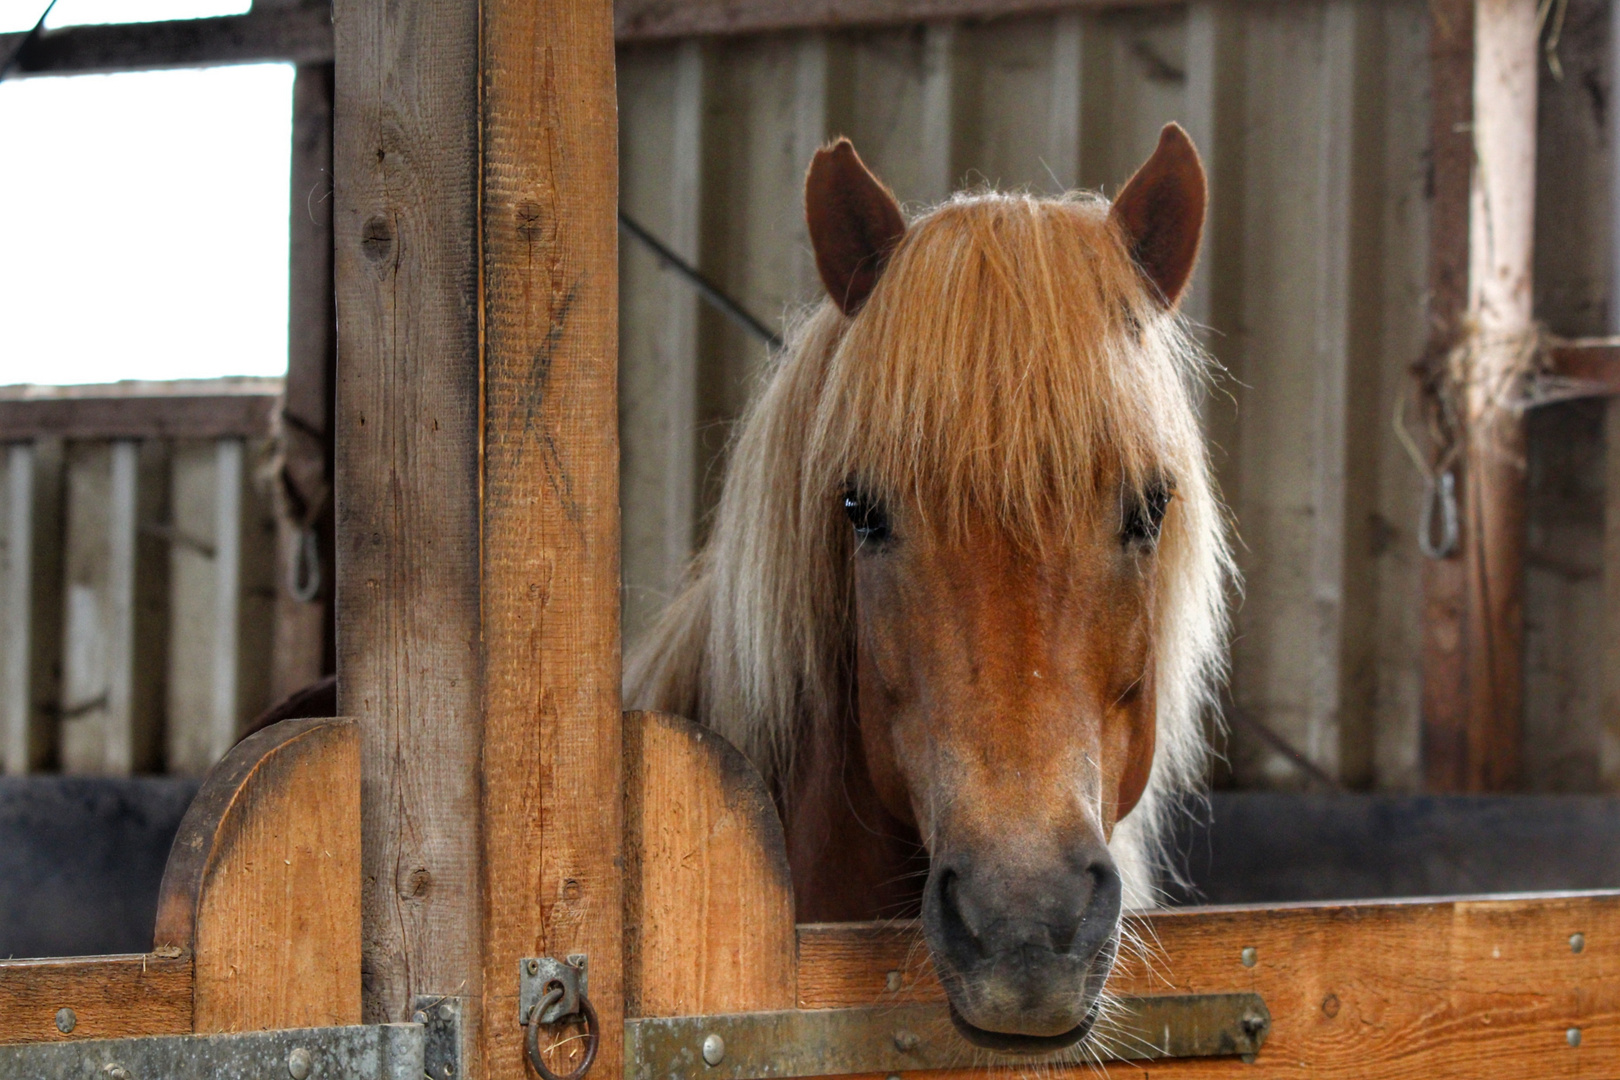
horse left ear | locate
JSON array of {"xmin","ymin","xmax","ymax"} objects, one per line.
[
  {"xmin": 805, "ymin": 138, "xmax": 908, "ymax": 316},
  {"xmin": 1109, "ymin": 123, "xmax": 1207, "ymax": 309}
]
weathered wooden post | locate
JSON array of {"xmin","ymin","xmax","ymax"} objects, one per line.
[
  {"xmin": 333, "ymin": 2, "xmax": 621, "ymax": 1079},
  {"xmin": 1420, "ymin": 0, "xmax": 1539, "ymax": 790}
]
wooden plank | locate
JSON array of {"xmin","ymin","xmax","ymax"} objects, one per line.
[
  {"xmin": 0, "ymin": 384, "xmax": 279, "ymax": 442},
  {"xmin": 0, "ymin": 955, "xmax": 191, "ymax": 1045},
  {"xmin": 154, "ymin": 716, "xmax": 360, "ymax": 1031},
  {"xmin": 616, "ymin": 0, "xmax": 1187, "ymax": 42},
  {"xmin": 1420, "ymin": 0, "xmax": 1538, "ymax": 791},
  {"xmin": 0, "ymin": 3, "xmax": 334, "ymax": 77},
  {"xmin": 797, "ymin": 893, "xmax": 1620, "ymax": 1076},
  {"xmin": 273, "ymin": 62, "xmax": 338, "ymax": 703},
  {"xmin": 2, "ymin": 440, "xmax": 63, "ymax": 774},
  {"xmin": 1204, "ymin": 4, "xmax": 1336, "ymax": 786},
  {"xmin": 841, "ymin": 23, "xmax": 957, "ymax": 207},
  {"xmin": 624, "ymin": 711, "xmax": 796, "ymax": 1018},
  {"xmin": 478, "ymin": 6, "xmax": 622, "ymax": 1080},
  {"xmin": 619, "ymin": 40, "xmax": 706, "ymax": 649},
  {"xmin": 165, "ymin": 440, "xmax": 224, "ymax": 775},
  {"xmin": 169, "ymin": 436, "xmax": 274, "ymax": 774},
  {"xmin": 332, "ymin": 0, "xmax": 483, "ymax": 1034},
  {"xmin": 60, "ymin": 441, "xmax": 167, "ymax": 776}
]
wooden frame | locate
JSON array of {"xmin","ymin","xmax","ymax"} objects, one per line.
[
  {"xmin": 0, "ymin": 716, "xmax": 359, "ymax": 1044},
  {"xmin": 2, "ymin": 0, "xmax": 1617, "ymax": 1078}
]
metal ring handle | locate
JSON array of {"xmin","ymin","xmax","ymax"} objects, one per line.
[{"xmin": 524, "ymin": 984, "xmax": 600, "ymax": 1080}]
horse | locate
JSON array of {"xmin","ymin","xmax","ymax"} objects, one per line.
[{"xmin": 625, "ymin": 123, "xmax": 1232, "ymax": 1054}]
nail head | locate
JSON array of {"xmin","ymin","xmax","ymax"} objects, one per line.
[
  {"xmin": 288, "ymin": 1046, "xmax": 313, "ymax": 1080},
  {"xmin": 55, "ymin": 1007, "xmax": 76, "ymax": 1034},
  {"xmin": 1570, "ymin": 933, "xmax": 1586, "ymax": 954},
  {"xmin": 702, "ymin": 1033, "xmax": 725, "ymax": 1066},
  {"xmin": 1240, "ymin": 947, "xmax": 1257, "ymax": 968},
  {"xmin": 1568, "ymin": 1027, "xmax": 1582, "ymax": 1048}
]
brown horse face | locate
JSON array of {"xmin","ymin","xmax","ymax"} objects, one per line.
[
  {"xmin": 846, "ymin": 490, "xmax": 1162, "ymax": 1048},
  {"xmin": 804, "ymin": 128, "xmax": 1205, "ymax": 1050}
]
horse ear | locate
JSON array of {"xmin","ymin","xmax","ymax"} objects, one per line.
[
  {"xmin": 1109, "ymin": 123, "xmax": 1207, "ymax": 308},
  {"xmin": 805, "ymin": 138, "xmax": 907, "ymax": 316}
]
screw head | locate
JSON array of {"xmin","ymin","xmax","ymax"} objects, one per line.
[
  {"xmin": 893, "ymin": 1030, "xmax": 920, "ymax": 1053},
  {"xmin": 1570, "ymin": 933, "xmax": 1586, "ymax": 954},
  {"xmin": 1568, "ymin": 1028, "xmax": 1583, "ymax": 1048},
  {"xmin": 288, "ymin": 1046, "xmax": 313, "ymax": 1080},
  {"xmin": 102, "ymin": 1066, "xmax": 131, "ymax": 1080},
  {"xmin": 55, "ymin": 1007, "xmax": 76, "ymax": 1034},
  {"xmin": 1240, "ymin": 947, "xmax": 1257, "ymax": 968},
  {"xmin": 885, "ymin": 970, "xmax": 902, "ymax": 993},
  {"xmin": 440, "ymin": 1003, "xmax": 455, "ymax": 1021},
  {"xmin": 527, "ymin": 959, "xmax": 541, "ymax": 976},
  {"xmin": 412, "ymin": 1011, "xmax": 429, "ymax": 1025},
  {"xmin": 702, "ymin": 1033, "xmax": 726, "ymax": 1066}
]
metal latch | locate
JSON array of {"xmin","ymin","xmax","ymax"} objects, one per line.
[{"xmin": 520, "ymin": 953, "xmax": 600, "ymax": 1080}]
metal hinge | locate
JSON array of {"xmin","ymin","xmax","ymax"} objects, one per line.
[
  {"xmin": 625, "ymin": 993, "xmax": 1271, "ymax": 1080},
  {"xmin": 0, "ymin": 1023, "xmax": 423, "ymax": 1080}
]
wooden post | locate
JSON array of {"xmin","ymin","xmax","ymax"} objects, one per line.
[
  {"xmin": 272, "ymin": 61, "xmax": 337, "ymax": 703},
  {"xmin": 334, "ymin": 3, "xmax": 620, "ymax": 1080},
  {"xmin": 1420, "ymin": 0, "xmax": 1538, "ymax": 791}
]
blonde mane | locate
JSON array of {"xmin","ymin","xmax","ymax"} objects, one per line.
[{"xmin": 625, "ymin": 190, "xmax": 1233, "ymax": 907}]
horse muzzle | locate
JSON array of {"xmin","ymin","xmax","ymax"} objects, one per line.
[{"xmin": 921, "ymin": 844, "xmax": 1123, "ymax": 1051}]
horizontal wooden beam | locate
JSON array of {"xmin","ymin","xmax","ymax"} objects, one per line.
[
  {"xmin": 0, "ymin": 0, "xmax": 1336, "ymax": 76},
  {"xmin": 1546, "ymin": 338, "xmax": 1620, "ymax": 398},
  {"xmin": 0, "ymin": 3, "xmax": 333, "ymax": 77},
  {"xmin": 0, "ymin": 954, "xmax": 191, "ymax": 1045},
  {"xmin": 799, "ymin": 893, "xmax": 1620, "ymax": 1076},
  {"xmin": 0, "ymin": 381, "xmax": 279, "ymax": 441},
  {"xmin": 613, "ymin": 0, "xmax": 1178, "ymax": 41}
]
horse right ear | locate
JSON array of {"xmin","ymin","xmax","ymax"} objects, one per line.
[
  {"xmin": 1109, "ymin": 123, "xmax": 1207, "ymax": 308},
  {"xmin": 805, "ymin": 138, "xmax": 907, "ymax": 316}
]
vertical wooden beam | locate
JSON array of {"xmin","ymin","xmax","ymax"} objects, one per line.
[
  {"xmin": 1046, "ymin": 12, "xmax": 1085, "ymax": 193},
  {"xmin": 207, "ymin": 439, "xmax": 245, "ymax": 760},
  {"xmin": 61, "ymin": 440, "xmax": 167, "ymax": 775},
  {"xmin": 336, "ymin": 4, "xmax": 619, "ymax": 1080},
  {"xmin": 334, "ymin": 0, "xmax": 483, "ymax": 1030},
  {"xmin": 480, "ymin": 8, "xmax": 621, "ymax": 1080},
  {"xmin": 273, "ymin": 60, "xmax": 337, "ymax": 703},
  {"xmin": 619, "ymin": 40, "xmax": 704, "ymax": 649},
  {"xmin": 1421, "ymin": 0, "xmax": 1538, "ymax": 791},
  {"xmin": 2, "ymin": 440, "xmax": 63, "ymax": 774}
]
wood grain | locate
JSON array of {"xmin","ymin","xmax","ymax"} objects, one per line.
[
  {"xmin": 2, "ymin": 439, "xmax": 63, "ymax": 774},
  {"xmin": 478, "ymin": 3, "xmax": 623, "ymax": 1077},
  {"xmin": 0, "ymin": 4, "xmax": 333, "ymax": 76},
  {"xmin": 1420, "ymin": 0, "xmax": 1538, "ymax": 792},
  {"xmin": 0, "ymin": 954, "xmax": 191, "ymax": 1045},
  {"xmin": 799, "ymin": 892, "xmax": 1620, "ymax": 1077},
  {"xmin": 273, "ymin": 61, "xmax": 338, "ymax": 704},
  {"xmin": 153, "ymin": 716, "xmax": 360, "ymax": 1031},
  {"xmin": 332, "ymin": 0, "xmax": 484, "ymax": 1033},
  {"xmin": 0, "ymin": 391, "xmax": 277, "ymax": 442},
  {"xmin": 624, "ymin": 711, "xmax": 796, "ymax": 1018}
]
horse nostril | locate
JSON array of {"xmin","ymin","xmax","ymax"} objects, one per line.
[
  {"xmin": 932, "ymin": 866, "xmax": 982, "ymax": 957},
  {"xmin": 1057, "ymin": 857, "xmax": 1121, "ymax": 956}
]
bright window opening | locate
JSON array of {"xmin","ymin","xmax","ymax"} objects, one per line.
[{"xmin": 0, "ymin": 60, "xmax": 294, "ymax": 386}]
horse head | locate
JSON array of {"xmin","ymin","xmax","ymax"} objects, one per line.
[{"xmin": 800, "ymin": 127, "xmax": 1211, "ymax": 1051}]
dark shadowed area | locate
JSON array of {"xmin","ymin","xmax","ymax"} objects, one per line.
[{"xmin": 0, "ymin": 776, "xmax": 198, "ymax": 958}]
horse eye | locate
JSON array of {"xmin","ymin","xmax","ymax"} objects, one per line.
[
  {"xmin": 1122, "ymin": 484, "xmax": 1171, "ymax": 547},
  {"xmin": 842, "ymin": 489, "xmax": 890, "ymax": 544}
]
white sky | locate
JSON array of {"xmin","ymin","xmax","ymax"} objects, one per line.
[{"xmin": 0, "ymin": 0, "xmax": 292, "ymax": 387}]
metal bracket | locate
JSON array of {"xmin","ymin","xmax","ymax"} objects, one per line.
[
  {"xmin": 625, "ymin": 994, "xmax": 1271, "ymax": 1080},
  {"xmin": 0, "ymin": 1023, "xmax": 423, "ymax": 1080},
  {"xmin": 520, "ymin": 953, "xmax": 589, "ymax": 1025},
  {"xmin": 413, "ymin": 994, "xmax": 468, "ymax": 1080}
]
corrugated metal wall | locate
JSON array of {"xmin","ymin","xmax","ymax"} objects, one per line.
[{"xmin": 616, "ymin": 0, "xmax": 1617, "ymax": 793}]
